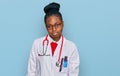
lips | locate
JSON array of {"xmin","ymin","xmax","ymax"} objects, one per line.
[{"xmin": 52, "ymin": 32, "xmax": 58, "ymax": 36}]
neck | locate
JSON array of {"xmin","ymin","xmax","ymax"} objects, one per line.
[{"xmin": 53, "ymin": 37, "xmax": 60, "ymax": 42}]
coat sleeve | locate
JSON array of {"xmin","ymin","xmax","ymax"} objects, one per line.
[
  {"xmin": 68, "ymin": 45, "xmax": 80, "ymax": 76},
  {"xmin": 27, "ymin": 40, "xmax": 37, "ymax": 76}
]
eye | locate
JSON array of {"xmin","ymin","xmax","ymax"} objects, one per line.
[
  {"xmin": 55, "ymin": 23, "xmax": 62, "ymax": 27},
  {"xmin": 47, "ymin": 25, "xmax": 52, "ymax": 29}
]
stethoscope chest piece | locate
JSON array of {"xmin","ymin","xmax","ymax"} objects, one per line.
[{"xmin": 56, "ymin": 61, "xmax": 60, "ymax": 67}]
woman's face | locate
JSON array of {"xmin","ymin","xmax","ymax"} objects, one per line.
[{"xmin": 45, "ymin": 15, "xmax": 64, "ymax": 41}]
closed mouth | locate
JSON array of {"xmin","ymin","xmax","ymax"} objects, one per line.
[{"xmin": 52, "ymin": 32, "xmax": 58, "ymax": 36}]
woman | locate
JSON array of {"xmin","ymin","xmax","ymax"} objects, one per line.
[{"xmin": 27, "ymin": 2, "xmax": 80, "ymax": 76}]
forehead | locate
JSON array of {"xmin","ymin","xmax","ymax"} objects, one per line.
[{"xmin": 46, "ymin": 15, "xmax": 62, "ymax": 23}]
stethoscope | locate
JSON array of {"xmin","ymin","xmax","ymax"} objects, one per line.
[
  {"xmin": 42, "ymin": 34, "xmax": 49, "ymax": 56},
  {"xmin": 41, "ymin": 34, "xmax": 64, "ymax": 67}
]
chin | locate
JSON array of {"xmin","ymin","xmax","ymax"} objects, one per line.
[{"xmin": 52, "ymin": 34, "xmax": 60, "ymax": 38}]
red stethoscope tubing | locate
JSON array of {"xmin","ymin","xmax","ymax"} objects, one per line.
[
  {"xmin": 43, "ymin": 34, "xmax": 49, "ymax": 46},
  {"xmin": 42, "ymin": 34, "xmax": 64, "ymax": 62},
  {"xmin": 58, "ymin": 35, "xmax": 64, "ymax": 62}
]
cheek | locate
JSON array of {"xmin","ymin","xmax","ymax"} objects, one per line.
[
  {"xmin": 57, "ymin": 28, "xmax": 63, "ymax": 33},
  {"xmin": 47, "ymin": 30, "xmax": 52, "ymax": 34},
  {"xmin": 59, "ymin": 26, "xmax": 63, "ymax": 31}
]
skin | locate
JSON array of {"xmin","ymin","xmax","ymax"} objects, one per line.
[{"xmin": 45, "ymin": 15, "xmax": 64, "ymax": 42}]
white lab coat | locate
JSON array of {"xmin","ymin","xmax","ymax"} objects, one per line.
[{"xmin": 27, "ymin": 35, "xmax": 80, "ymax": 76}]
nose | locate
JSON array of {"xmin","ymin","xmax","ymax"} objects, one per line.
[{"xmin": 52, "ymin": 25, "xmax": 56, "ymax": 31}]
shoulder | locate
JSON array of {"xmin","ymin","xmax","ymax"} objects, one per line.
[
  {"xmin": 64, "ymin": 37, "xmax": 79, "ymax": 58},
  {"xmin": 64, "ymin": 38, "xmax": 77, "ymax": 48},
  {"xmin": 64, "ymin": 37, "xmax": 78, "ymax": 54},
  {"xmin": 32, "ymin": 36, "xmax": 45, "ymax": 45}
]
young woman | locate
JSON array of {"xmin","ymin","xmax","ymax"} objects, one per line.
[{"xmin": 27, "ymin": 2, "xmax": 80, "ymax": 76}]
